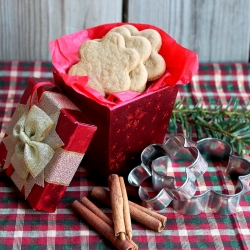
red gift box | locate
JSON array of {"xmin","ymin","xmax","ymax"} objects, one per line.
[
  {"xmin": 0, "ymin": 78, "xmax": 97, "ymax": 212},
  {"xmin": 50, "ymin": 23, "xmax": 198, "ymax": 179}
]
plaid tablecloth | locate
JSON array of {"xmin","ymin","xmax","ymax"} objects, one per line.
[{"xmin": 0, "ymin": 61, "xmax": 250, "ymax": 250}]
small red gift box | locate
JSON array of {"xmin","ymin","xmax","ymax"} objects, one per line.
[
  {"xmin": 50, "ymin": 23, "xmax": 198, "ymax": 179},
  {"xmin": 0, "ymin": 78, "xmax": 97, "ymax": 212}
]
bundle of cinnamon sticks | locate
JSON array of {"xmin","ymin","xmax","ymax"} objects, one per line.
[
  {"xmin": 71, "ymin": 174, "xmax": 167, "ymax": 250},
  {"xmin": 72, "ymin": 198, "xmax": 137, "ymax": 250},
  {"xmin": 91, "ymin": 186, "xmax": 167, "ymax": 233}
]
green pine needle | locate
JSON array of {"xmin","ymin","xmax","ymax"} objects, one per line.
[{"xmin": 168, "ymin": 98, "xmax": 250, "ymax": 156}]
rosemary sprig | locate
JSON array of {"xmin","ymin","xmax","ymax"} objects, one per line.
[{"xmin": 168, "ymin": 98, "xmax": 250, "ymax": 156}]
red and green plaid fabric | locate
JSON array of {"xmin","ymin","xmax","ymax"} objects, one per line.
[{"xmin": 0, "ymin": 61, "xmax": 250, "ymax": 250}]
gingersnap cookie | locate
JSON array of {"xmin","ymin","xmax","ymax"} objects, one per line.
[
  {"xmin": 122, "ymin": 24, "xmax": 166, "ymax": 81},
  {"xmin": 68, "ymin": 32, "xmax": 140, "ymax": 96},
  {"xmin": 108, "ymin": 26, "xmax": 151, "ymax": 93}
]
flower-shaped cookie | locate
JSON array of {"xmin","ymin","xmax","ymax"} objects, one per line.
[
  {"xmin": 128, "ymin": 135, "xmax": 208, "ymax": 210},
  {"xmin": 123, "ymin": 24, "xmax": 166, "ymax": 81},
  {"xmin": 68, "ymin": 32, "xmax": 140, "ymax": 96},
  {"xmin": 108, "ymin": 26, "xmax": 151, "ymax": 92}
]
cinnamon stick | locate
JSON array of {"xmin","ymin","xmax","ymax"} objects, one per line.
[
  {"xmin": 91, "ymin": 186, "xmax": 111, "ymax": 207},
  {"xmin": 80, "ymin": 197, "xmax": 113, "ymax": 227},
  {"xmin": 108, "ymin": 174, "xmax": 126, "ymax": 241},
  {"xmin": 72, "ymin": 200, "xmax": 137, "ymax": 250},
  {"xmin": 119, "ymin": 177, "xmax": 132, "ymax": 240},
  {"xmin": 91, "ymin": 186, "xmax": 167, "ymax": 232},
  {"xmin": 129, "ymin": 201, "xmax": 167, "ymax": 232},
  {"xmin": 128, "ymin": 202, "xmax": 166, "ymax": 232}
]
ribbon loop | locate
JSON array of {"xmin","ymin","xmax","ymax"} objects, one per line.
[
  {"xmin": 24, "ymin": 105, "xmax": 54, "ymax": 142},
  {"xmin": 13, "ymin": 114, "xmax": 26, "ymax": 143},
  {"xmin": 24, "ymin": 141, "xmax": 54, "ymax": 178}
]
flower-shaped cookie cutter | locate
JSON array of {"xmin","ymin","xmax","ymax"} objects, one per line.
[
  {"xmin": 172, "ymin": 138, "xmax": 250, "ymax": 215},
  {"xmin": 128, "ymin": 135, "xmax": 208, "ymax": 210}
]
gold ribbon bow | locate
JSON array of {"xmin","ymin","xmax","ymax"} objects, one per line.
[
  {"xmin": 3, "ymin": 90, "xmax": 84, "ymax": 200},
  {"xmin": 3, "ymin": 103, "xmax": 64, "ymax": 197},
  {"xmin": 11, "ymin": 105, "xmax": 55, "ymax": 181}
]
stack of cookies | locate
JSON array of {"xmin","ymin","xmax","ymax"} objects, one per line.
[{"xmin": 68, "ymin": 24, "xmax": 166, "ymax": 96}]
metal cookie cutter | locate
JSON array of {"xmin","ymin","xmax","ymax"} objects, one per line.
[
  {"xmin": 172, "ymin": 138, "xmax": 250, "ymax": 215},
  {"xmin": 128, "ymin": 135, "xmax": 208, "ymax": 210}
]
